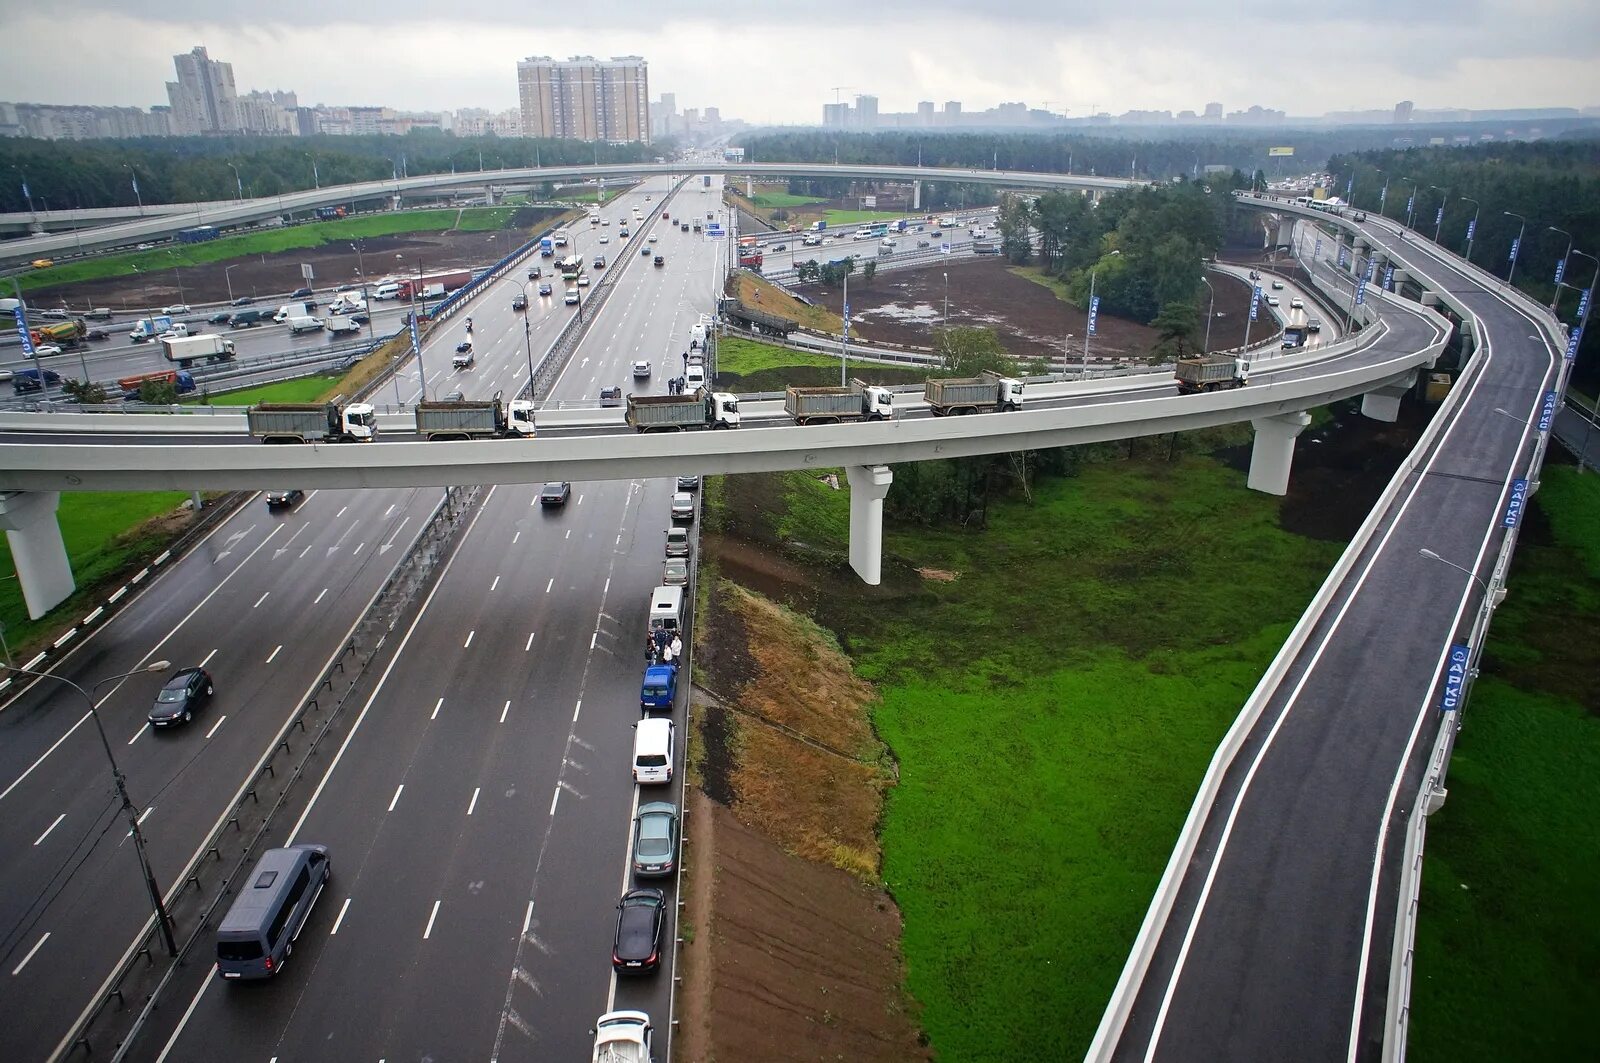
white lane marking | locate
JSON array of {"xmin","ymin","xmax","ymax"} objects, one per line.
[
  {"xmin": 522, "ymin": 901, "xmax": 534, "ymax": 936},
  {"xmin": 126, "ymin": 724, "xmax": 146, "ymax": 746},
  {"xmin": 422, "ymin": 900, "xmax": 441, "ymax": 939},
  {"xmin": 500, "ymin": 700, "xmax": 511, "ymax": 724},
  {"xmin": 603, "ymin": 578, "xmax": 610, "ymax": 594},
  {"xmin": 545, "ymin": 578, "xmax": 553, "ymax": 593},
  {"xmin": 204, "ymin": 716, "xmax": 227, "ymax": 739},
  {"xmin": 11, "ymin": 933, "xmax": 50, "ymax": 975},
  {"xmin": 384, "ymin": 504, "xmax": 396, "ymax": 518},
  {"xmin": 525, "ymin": 632, "xmax": 535, "ymax": 651},
  {"xmin": 432, "ymin": 698, "xmax": 443, "ymax": 720},
  {"xmin": 313, "ymin": 587, "xmax": 328, "ymax": 605},
  {"xmin": 353, "ymin": 541, "xmax": 365, "ymax": 556},
  {"xmin": 33, "ymin": 813, "xmax": 65, "ymax": 846},
  {"xmin": 565, "ymin": 530, "xmax": 571, "ymax": 540},
  {"xmin": 299, "ymin": 544, "xmax": 313, "ymax": 559},
  {"xmin": 572, "ymin": 699, "xmax": 582, "ymax": 723},
  {"xmin": 490, "ymin": 576, "xmax": 500, "ymax": 591},
  {"xmin": 198, "ymin": 648, "xmax": 218, "ymax": 668},
  {"xmin": 335, "ymin": 506, "xmax": 347, "ymax": 519},
  {"xmin": 467, "ymin": 787, "xmax": 481, "ymax": 816},
  {"xmin": 1, "ymin": 521, "xmax": 284, "ymax": 804},
  {"xmin": 549, "ymin": 787, "xmax": 561, "ymax": 816},
  {"xmin": 512, "ymin": 531, "xmax": 520, "ymax": 544},
  {"xmin": 463, "ymin": 631, "xmax": 475, "ymax": 649},
  {"xmin": 265, "ymin": 645, "xmax": 283, "ymax": 664},
  {"xmin": 388, "ymin": 785, "xmax": 404, "ymax": 812},
  {"xmin": 330, "ymin": 897, "xmax": 352, "ymax": 935},
  {"xmin": 590, "ymin": 632, "xmax": 597, "ymax": 649},
  {"xmin": 615, "ymin": 535, "xmax": 621, "ymax": 546},
  {"xmin": 253, "ymin": 592, "xmax": 269, "ymax": 608},
  {"xmin": 577, "ymin": 494, "xmax": 584, "ymax": 505}
]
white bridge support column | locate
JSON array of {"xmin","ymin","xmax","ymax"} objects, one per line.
[
  {"xmin": 847, "ymin": 464, "xmax": 894, "ymax": 585},
  {"xmin": 1247, "ymin": 412, "xmax": 1312, "ymax": 496},
  {"xmin": 0, "ymin": 491, "xmax": 74, "ymax": 619},
  {"xmin": 1361, "ymin": 372, "xmax": 1417, "ymax": 423},
  {"xmin": 912, "ymin": 180, "xmax": 922, "ymax": 210}
]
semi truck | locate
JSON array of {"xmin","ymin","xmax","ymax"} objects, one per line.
[
  {"xmin": 924, "ymin": 370, "xmax": 1025, "ymax": 415},
  {"xmin": 414, "ymin": 396, "xmax": 536, "ymax": 440},
  {"xmin": 591, "ymin": 1011, "xmax": 652, "ymax": 1063},
  {"xmin": 315, "ymin": 206, "xmax": 347, "ymax": 220},
  {"xmin": 128, "ymin": 315, "xmax": 175, "ymax": 342},
  {"xmin": 785, "ymin": 380, "xmax": 894, "ymax": 425},
  {"xmin": 1174, "ymin": 354, "xmax": 1249, "ymax": 393},
  {"xmin": 118, "ymin": 369, "xmax": 196, "ymax": 399},
  {"xmin": 162, "ymin": 333, "xmax": 237, "ymax": 367},
  {"xmin": 738, "ymin": 248, "xmax": 764, "ymax": 269},
  {"xmin": 247, "ymin": 402, "xmax": 377, "ymax": 443},
  {"xmin": 625, "ymin": 389, "xmax": 741, "ymax": 432}
]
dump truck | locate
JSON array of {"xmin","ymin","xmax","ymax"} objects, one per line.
[
  {"xmin": 591, "ymin": 1010, "xmax": 653, "ymax": 1063},
  {"xmin": 723, "ymin": 301, "xmax": 797, "ymax": 338},
  {"xmin": 625, "ymin": 389, "xmax": 741, "ymax": 432},
  {"xmin": 785, "ymin": 380, "xmax": 894, "ymax": 425},
  {"xmin": 247, "ymin": 402, "xmax": 377, "ymax": 443},
  {"xmin": 118, "ymin": 369, "xmax": 196, "ymax": 399},
  {"xmin": 1174, "ymin": 354, "xmax": 1249, "ymax": 394},
  {"xmin": 162, "ymin": 333, "xmax": 236, "ymax": 367},
  {"xmin": 923, "ymin": 370, "xmax": 1025, "ymax": 416},
  {"xmin": 414, "ymin": 396, "xmax": 536, "ymax": 440}
]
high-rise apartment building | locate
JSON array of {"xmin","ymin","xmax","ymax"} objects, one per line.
[
  {"xmin": 917, "ymin": 101, "xmax": 935, "ymax": 125},
  {"xmin": 854, "ymin": 94, "xmax": 879, "ymax": 129},
  {"xmin": 1204, "ymin": 101, "xmax": 1223, "ymax": 121},
  {"xmin": 517, "ymin": 55, "xmax": 650, "ymax": 143},
  {"xmin": 823, "ymin": 102, "xmax": 851, "ymax": 127},
  {"xmin": 1393, "ymin": 100, "xmax": 1415, "ymax": 123},
  {"xmin": 166, "ymin": 47, "xmax": 240, "ymax": 135}
]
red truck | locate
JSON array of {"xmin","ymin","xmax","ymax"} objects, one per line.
[{"xmin": 397, "ymin": 269, "xmax": 473, "ymax": 300}]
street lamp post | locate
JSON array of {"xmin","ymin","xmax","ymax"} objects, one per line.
[
  {"xmin": 1547, "ymin": 226, "xmax": 1573, "ymax": 312},
  {"xmin": 307, "ymin": 153, "xmax": 319, "ymax": 190},
  {"xmin": 1429, "ymin": 185, "xmax": 1448, "ymax": 242},
  {"xmin": 1459, "ymin": 196, "xmax": 1481, "ymax": 263},
  {"xmin": 523, "ymin": 312, "xmax": 536, "ymax": 397},
  {"xmin": 125, "ymin": 164, "xmax": 144, "ymax": 214},
  {"xmin": 3, "ymin": 660, "xmax": 178, "ymax": 955},
  {"xmin": 1374, "ymin": 168, "xmax": 1388, "ymax": 217},
  {"xmin": 226, "ymin": 163, "xmax": 244, "ymax": 202},
  {"xmin": 1082, "ymin": 250, "xmax": 1120, "ymax": 376},
  {"xmin": 1400, "ymin": 179, "xmax": 1418, "ymax": 234},
  {"xmin": 1504, "ymin": 211, "xmax": 1528, "ymax": 287},
  {"xmin": 1570, "ymin": 248, "xmax": 1597, "ymax": 347},
  {"xmin": 1418, "ymin": 548, "xmax": 1488, "ymax": 594},
  {"xmin": 224, "ymin": 264, "xmax": 238, "ymax": 303},
  {"xmin": 1201, "ymin": 273, "xmax": 1217, "ymax": 354},
  {"xmin": 942, "ymin": 271, "xmax": 949, "ymax": 331}
]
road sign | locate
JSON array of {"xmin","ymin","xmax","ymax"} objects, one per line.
[
  {"xmin": 1438, "ymin": 642, "xmax": 1469, "ymax": 713},
  {"xmin": 1502, "ymin": 478, "xmax": 1528, "ymax": 527},
  {"xmin": 13, "ymin": 307, "xmax": 33, "ymax": 358},
  {"xmin": 301, "ymin": 263, "xmax": 315, "ymax": 281},
  {"xmin": 1538, "ymin": 389, "xmax": 1558, "ymax": 432},
  {"xmin": 1554, "ymin": 258, "xmax": 1566, "ymax": 285}
]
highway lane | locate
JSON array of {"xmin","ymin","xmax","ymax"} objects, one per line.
[
  {"xmin": 0, "ymin": 205, "xmax": 586, "ymax": 1058},
  {"xmin": 1108, "ymin": 213, "xmax": 1561, "ymax": 1060},
  {"xmin": 155, "ymin": 175, "xmax": 702, "ymax": 1060}
]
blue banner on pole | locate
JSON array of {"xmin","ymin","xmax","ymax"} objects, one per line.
[
  {"xmin": 1538, "ymin": 389, "xmax": 1558, "ymax": 431},
  {"xmin": 1249, "ymin": 286, "xmax": 1261, "ymax": 322},
  {"xmin": 1503, "ymin": 478, "xmax": 1528, "ymax": 527},
  {"xmin": 408, "ymin": 309, "xmax": 420, "ymax": 354},
  {"xmin": 1405, "ymin": 193, "xmax": 1415, "ymax": 217},
  {"xmin": 1087, "ymin": 295, "xmax": 1100, "ymax": 337},
  {"xmin": 1355, "ymin": 280, "xmax": 1368, "ymax": 306},
  {"xmin": 1383, "ymin": 265, "xmax": 1395, "ymax": 291},
  {"xmin": 13, "ymin": 307, "xmax": 34, "ymax": 358},
  {"xmin": 1578, "ymin": 287, "xmax": 1591, "ymax": 319},
  {"xmin": 1434, "ymin": 206, "xmax": 1444, "ymax": 228},
  {"xmin": 1345, "ymin": 176, "xmax": 1353, "ymax": 201},
  {"xmin": 1465, "ymin": 217, "xmax": 1476, "ymax": 241},
  {"xmin": 1439, "ymin": 642, "xmax": 1469, "ymax": 713},
  {"xmin": 1554, "ymin": 258, "xmax": 1567, "ymax": 286},
  {"xmin": 1364, "ymin": 260, "xmax": 1376, "ymax": 282},
  {"xmin": 1509, "ymin": 237, "xmax": 1520, "ymax": 264},
  {"xmin": 1314, "ymin": 238, "xmax": 1323, "ymax": 259},
  {"xmin": 1566, "ymin": 331, "xmax": 1581, "ymax": 362}
]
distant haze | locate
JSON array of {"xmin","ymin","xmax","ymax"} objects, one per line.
[{"xmin": 2, "ymin": 1, "xmax": 1596, "ymax": 122}]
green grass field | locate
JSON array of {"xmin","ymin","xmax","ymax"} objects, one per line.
[
  {"xmin": 20, "ymin": 208, "xmax": 521, "ymax": 292},
  {"xmin": 752, "ymin": 192, "xmax": 827, "ymax": 209},
  {"xmin": 822, "ymin": 209, "xmax": 915, "ymax": 226},
  {"xmin": 0, "ymin": 492, "xmax": 189, "ymax": 655},
  {"xmin": 1407, "ymin": 465, "xmax": 1600, "ymax": 1062},
  {"xmin": 186, "ymin": 375, "xmax": 342, "ymax": 406},
  {"xmin": 720, "ymin": 454, "xmax": 1345, "ymax": 1058},
  {"xmin": 716, "ymin": 336, "xmax": 842, "ymax": 376}
]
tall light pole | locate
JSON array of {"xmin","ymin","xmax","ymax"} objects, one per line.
[
  {"xmin": 1400, "ymin": 179, "xmax": 1418, "ymax": 234},
  {"xmin": 1459, "ymin": 196, "xmax": 1481, "ymax": 263},
  {"xmin": 942, "ymin": 271, "xmax": 949, "ymax": 331},
  {"xmin": 3, "ymin": 660, "xmax": 178, "ymax": 956},
  {"xmin": 1547, "ymin": 226, "xmax": 1573, "ymax": 312},
  {"xmin": 226, "ymin": 163, "xmax": 244, "ymax": 201},
  {"xmin": 125, "ymin": 163, "xmax": 144, "ymax": 214},
  {"xmin": 1503, "ymin": 211, "xmax": 1527, "ymax": 287},
  {"xmin": 1570, "ymin": 249, "xmax": 1597, "ymax": 350},
  {"xmin": 1374, "ymin": 168, "xmax": 1388, "ymax": 217},
  {"xmin": 523, "ymin": 311, "xmax": 536, "ymax": 397},
  {"xmin": 1082, "ymin": 250, "xmax": 1119, "ymax": 375},
  {"xmin": 1200, "ymin": 273, "xmax": 1217, "ymax": 353},
  {"xmin": 307, "ymin": 153, "xmax": 320, "ymax": 190},
  {"xmin": 1428, "ymin": 185, "xmax": 1448, "ymax": 242},
  {"xmin": 224, "ymin": 264, "xmax": 238, "ymax": 303}
]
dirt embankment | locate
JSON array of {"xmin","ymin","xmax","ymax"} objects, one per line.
[{"xmin": 680, "ymin": 580, "xmax": 928, "ymax": 1063}]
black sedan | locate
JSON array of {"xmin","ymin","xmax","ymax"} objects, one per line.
[
  {"xmin": 230, "ymin": 296, "xmax": 254, "ymax": 307},
  {"xmin": 148, "ymin": 667, "xmax": 214, "ymax": 728},
  {"xmin": 208, "ymin": 311, "xmax": 232, "ymax": 325},
  {"xmin": 612, "ymin": 888, "xmax": 665, "ymax": 973},
  {"xmin": 538, "ymin": 482, "xmax": 571, "ymax": 507}
]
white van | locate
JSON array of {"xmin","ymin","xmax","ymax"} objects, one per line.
[
  {"xmin": 685, "ymin": 363, "xmax": 705, "ymax": 388},
  {"xmin": 286, "ymin": 316, "xmax": 324, "ymax": 334},
  {"xmin": 372, "ymin": 283, "xmax": 401, "ymax": 300},
  {"xmin": 633, "ymin": 718, "xmax": 674, "ymax": 785},
  {"xmin": 648, "ymin": 585, "xmax": 683, "ymax": 634}
]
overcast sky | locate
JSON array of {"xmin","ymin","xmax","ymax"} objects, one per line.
[{"xmin": 4, "ymin": 1, "xmax": 1597, "ymax": 123}]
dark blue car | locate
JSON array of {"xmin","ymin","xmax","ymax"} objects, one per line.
[{"xmin": 640, "ymin": 663, "xmax": 677, "ymax": 713}]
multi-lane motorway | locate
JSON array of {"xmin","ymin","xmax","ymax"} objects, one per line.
[{"xmin": 0, "ymin": 175, "xmax": 713, "ymax": 1060}]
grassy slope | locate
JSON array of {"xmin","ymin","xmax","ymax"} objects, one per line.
[
  {"xmin": 186, "ymin": 375, "xmax": 342, "ymax": 406},
  {"xmin": 752, "ymin": 192, "xmax": 826, "ymax": 209},
  {"xmin": 0, "ymin": 492, "xmax": 187, "ymax": 651},
  {"xmin": 20, "ymin": 208, "xmax": 520, "ymax": 292},
  {"xmin": 1408, "ymin": 465, "xmax": 1600, "ymax": 1062},
  {"xmin": 744, "ymin": 455, "xmax": 1343, "ymax": 1059},
  {"xmin": 716, "ymin": 336, "xmax": 842, "ymax": 376}
]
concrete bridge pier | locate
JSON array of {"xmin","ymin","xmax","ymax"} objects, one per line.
[
  {"xmin": 1247, "ymin": 411, "xmax": 1312, "ymax": 495},
  {"xmin": 0, "ymin": 491, "xmax": 74, "ymax": 619},
  {"xmin": 1361, "ymin": 372, "xmax": 1418, "ymax": 422},
  {"xmin": 847, "ymin": 464, "xmax": 894, "ymax": 585},
  {"xmin": 912, "ymin": 180, "xmax": 922, "ymax": 210}
]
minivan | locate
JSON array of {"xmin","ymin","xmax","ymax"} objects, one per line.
[
  {"xmin": 215, "ymin": 844, "xmax": 330, "ymax": 980},
  {"xmin": 648, "ymin": 585, "xmax": 683, "ymax": 634},
  {"xmin": 373, "ymin": 283, "xmax": 401, "ymax": 300},
  {"xmin": 633, "ymin": 718, "xmax": 674, "ymax": 785}
]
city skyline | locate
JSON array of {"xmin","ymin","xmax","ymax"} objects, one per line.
[{"xmin": 0, "ymin": 1, "xmax": 1594, "ymax": 127}]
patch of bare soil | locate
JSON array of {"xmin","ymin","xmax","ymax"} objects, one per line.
[
  {"xmin": 684, "ymin": 577, "xmax": 927, "ymax": 1062},
  {"xmin": 797, "ymin": 256, "xmax": 1161, "ymax": 365}
]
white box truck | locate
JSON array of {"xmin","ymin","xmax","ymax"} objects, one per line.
[{"xmin": 161, "ymin": 333, "xmax": 237, "ymax": 367}]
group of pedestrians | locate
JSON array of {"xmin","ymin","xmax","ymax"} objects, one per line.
[
  {"xmin": 647, "ymin": 627, "xmax": 684, "ymax": 665},
  {"xmin": 666, "ymin": 375, "xmax": 690, "ymax": 395}
]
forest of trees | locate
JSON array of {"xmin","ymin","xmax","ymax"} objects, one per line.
[{"xmin": 0, "ymin": 132, "xmax": 667, "ymax": 214}]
